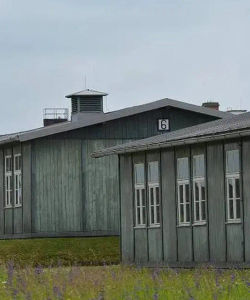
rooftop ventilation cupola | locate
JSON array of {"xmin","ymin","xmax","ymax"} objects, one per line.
[{"xmin": 66, "ymin": 89, "xmax": 108, "ymax": 115}]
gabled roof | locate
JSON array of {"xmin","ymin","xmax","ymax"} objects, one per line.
[
  {"xmin": 92, "ymin": 112, "xmax": 250, "ymax": 157},
  {"xmin": 0, "ymin": 97, "xmax": 230, "ymax": 146},
  {"xmin": 66, "ymin": 89, "xmax": 108, "ymax": 98}
]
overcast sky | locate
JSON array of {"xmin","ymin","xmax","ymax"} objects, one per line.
[{"xmin": 0, "ymin": 0, "xmax": 250, "ymax": 134}]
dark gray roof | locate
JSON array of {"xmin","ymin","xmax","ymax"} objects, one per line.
[
  {"xmin": 92, "ymin": 112, "xmax": 250, "ymax": 157},
  {"xmin": 0, "ymin": 97, "xmax": 230, "ymax": 146},
  {"xmin": 66, "ymin": 89, "xmax": 108, "ymax": 98}
]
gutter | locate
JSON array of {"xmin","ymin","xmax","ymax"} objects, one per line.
[{"xmin": 92, "ymin": 128, "xmax": 250, "ymax": 158}]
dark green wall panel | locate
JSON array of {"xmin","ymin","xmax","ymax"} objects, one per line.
[
  {"xmin": 161, "ymin": 149, "xmax": 177, "ymax": 262},
  {"xmin": 207, "ymin": 142, "xmax": 226, "ymax": 262},
  {"xmin": 148, "ymin": 228, "xmax": 162, "ymax": 263},
  {"xmin": 193, "ymin": 226, "xmax": 209, "ymax": 262},
  {"xmin": 177, "ymin": 227, "xmax": 193, "ymax": 262},
  {"xmin": 82, "ymin": 140, "xmax": 129, "ymax": 232},
  {"xmin": 13, "ymin": 207, "xmax": 22, "ymax": 234},
  {"xmin": 32, "ymin": 139, "xmax": 83, "ymax": 233},
  {"xmin": 0, "ymin": 149, "xmax": 4, "ymax": 235},
  {"xmin": 242, "ymin": 139, "xmax": 250, "ymax": 262},
  {"xmin": 226, "ymin": 224, "xmax": 244, "ymax": 262},
  {"xmin": 134, "ymin": 229, "xmax": 148, "ymax": 264},
  {"xmin": 120, "ymin": 154, "xmax": 134, "ymax": 263}
]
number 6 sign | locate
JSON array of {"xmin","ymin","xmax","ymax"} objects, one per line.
[{"xmin": 158, "ymin": 119, "xmax": 169, "ymax": 131}]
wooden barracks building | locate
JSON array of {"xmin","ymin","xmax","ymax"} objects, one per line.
[
  {"xmin": 0, "ymin": 89, "xmax": 230, "ymax": 239},
  {"xmin": 94, "ymin": 111, "xmax": 250, "ymax": 266}
]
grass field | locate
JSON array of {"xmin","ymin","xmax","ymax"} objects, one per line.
[
  {"xmin": 0, "ymin": 237, "xmax": 120, "ymax": 267},
  {"xmin": 0, "ymin": 238, "xmax": 249, "ymax": 299},
  {"xmin": 0, "ymin": 265, "xmax": 248, "ymax": 299}
]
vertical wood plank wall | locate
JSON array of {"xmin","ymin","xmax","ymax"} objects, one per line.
[
  {"xmin": 242, "ymin": 138, "xmax": 250, "ymax": 261},
  {"xmin": 120, "ymin": 154, "xmax": 134, "ymax": 263},
  {"xmin": 121, "ymin": 139, "xmax": 250, "ymax": 265}
]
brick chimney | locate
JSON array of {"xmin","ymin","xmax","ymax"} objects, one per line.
[{"xmin": 202, "ymin": 101, "xmax": 220, "ymax": 111}]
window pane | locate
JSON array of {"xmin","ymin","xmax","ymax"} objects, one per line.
[
  {"xmin": 226, "ymin": 150, "xmax": 240, "ymax": 174},
  {"xmin": 235, "ymin": 178, "xmax": 240, "ymax": 198},
  {"xmin": 185, "ymin": 184, "xmax": 190, "ymax": 203},
  {"xmin": 193, "ymin": 155, "xmax": 205, "ymax": 178},
  {"xmin": 236, "ymin": 199, "xmax": 241, "ymax": 219},
  {"xmin": 137, "ymin": 208, "xmax": 141, "ymax": 224},
  {"xmin": 136, "ymin": 190, "xmax": 140, "ymax": 207},
  {"xmin": 201, "ymin": 201, "xmax": 206, "ymax": 221},
  {"xmin": 142, "ymin": 189, "xmax": 146, "ymax": 206},
  {"xmin": 201, "ymin": 182, "xmax": 205, "ymax": 200},
  {"xmin": 156, "ymin": 187, "xmax": 160, "ymax": 205},
  {"xmin": 228, "ymin": 179, "xmax": 233, "ymax": 199},
  {"xmin": 180, "ymin": 204, "xmax": 184, "ymax": 223},
  {"xmin": 229, "ymin": 200, "xmax": 234, "ymax": 219},
  {"xmin": 177, "ymin": 158, "xmax": 189, "ymax": 180},
  {"xmin": 148, "ymin": 161, "xmax": 159, "ymax": 183},
  {"xmin": 15, "ymin": 155, "xmax": 21, "ymax": 171},
  {"xmin": 186, "ymin": 203, "xmax": 190, "ymax": 222},
  {"xmin": 195, "ymin": 202, "xmax": 199, "ymax": 221},
  {"xmin": 142, "ymin": 206, "xmax": 146, "ymax": 225},
  {"xmin": 150, "ymin": 188, "xmax": 154, "ymax": 205},
  {"xmin": 195, "ymin": 183, "xmax": 199, "ymax": 201},
  {"xmin": 156, "ymin": 206, "xmax": 160, "ymax": 224},
  {"xmin": 151, "ymin": 205, "xmax": 154, "ymax": 224},
  {"xmin": 179, "ymin": 185, "xmax": 184, "ymax": 204},
  {"xmin": 135, "ymin": 164, "xmax": 145, "ymax": 185}
]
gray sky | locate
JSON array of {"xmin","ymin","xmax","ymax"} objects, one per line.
[{"xmin": 0, "ymin": 0, "xmax": 250, "ymax": 134}]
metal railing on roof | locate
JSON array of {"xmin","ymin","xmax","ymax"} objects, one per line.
[{"xmin": 43, "ymin": 108, "xmax": 69, "ymax": 120}]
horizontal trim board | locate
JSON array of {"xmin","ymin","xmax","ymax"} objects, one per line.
[
  {"xmin": 0, "ymin": 231, "xmax": 119, "ymax": 240},
  {"xmin": 124, "ymin": 262, "xmax": 250, "ymax": 269}
]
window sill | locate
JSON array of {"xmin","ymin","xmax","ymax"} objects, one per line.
[
  {"xmin": 4, "ymin": 206, "xmax": 12, "ymax": 209},
  {"xmin": 226, "ymin": 220, "xmax": 242, "ymax": 225},
  {"xmin": 177, "ymin": 223, "xmax": 191, "ymax": 228},
  {"xmin": 192, "ymin": 222, "xmax": 207, "ymax": 227},
  {"xmin": 134, "ymin": 226, "xmax": 147, "ymax": 229},
  {"xmin": 148, "ymin": 225, "xmax": 161, "ymax": 229},
  {"xmin": 14, "ymin": 205, "xmax": 22, "ymax": 208}
]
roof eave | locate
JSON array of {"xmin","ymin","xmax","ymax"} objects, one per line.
[{"xmin": 92, "ymin": 128, "xmax": 250, "ymax": 158}]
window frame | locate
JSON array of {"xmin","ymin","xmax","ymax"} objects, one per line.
[
  {"xmin": 4, "ymin": 155, "xmax": 12, "ymax": 209},
  {"xmin": 134, "ymin": 163, "xmax": 146, "ymax": 228},
  {"xmin": 226, "ymin": 172, "xmax": 241, "ymax": 223},
  {"xmin": 148, "ymin": 161, "xmax": 160, "ymax": 227},
  {"xmin": 193, "ymin": 177, "xmax": 206, "ymax": 225},
  {"xmin": 177, "ymin": 179, "xmax": 191, "ymax": 226},
  {"xmin": 14, "ymin": 153, "xmax": 22, "ymax": 208}
]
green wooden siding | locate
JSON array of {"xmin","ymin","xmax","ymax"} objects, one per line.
[
  {"xmin": 120, "ymin": 154, "xmax": 134, "ymax": 263},
  {"xmin": 0, "ymin": 149, "xmax": 4, "ymax": 235},
  {"xmin": 82, "ymin": 139, "xmax": 129, "ymax": 232},
  {"xmin": 120, "ymin": 138, "xmax": 250, "ymax": 265},
  {"xmin": 32, "ymin": 139, "xmax": 83, "ymax": 233},
  {"xmin": 242, "ymin": 138, "xmax": 250, "ymax": 262}
]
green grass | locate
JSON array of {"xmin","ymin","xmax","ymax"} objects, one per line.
[
  {"xmin": 0, "ymin": 265, "xmax": 249, "ymax": 299},
  {"xmin": 0, "ymin": 237, "xmax": 120, "ymax": 267}
]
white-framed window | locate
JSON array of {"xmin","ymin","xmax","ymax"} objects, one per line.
[
  {"xmin": 5, "ymin": 155, "xmax": 12, "ymax": 208},
  {"xmin": 177, "ymin": 157, "xmax": 190, "ymax": 226},
  {"xmin": 226, "ymin": 150, "xmax": 241, "ymax": 223},
  {"xmin": 134, "ymin": 163, "xmax": 146, "ymax": 227},
  {"xmin": 193, "ymin": 155, "xmax": 206, "ymax": 224},
  {"xmin": 148, "ymin": 161, "xmax": 160, "ymax": 227},
  {"xmin": 14, "ymin": 154, "xmax": 22, "ymax": 207}
]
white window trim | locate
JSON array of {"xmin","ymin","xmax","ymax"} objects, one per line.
[
  {"xmin": 177, "ymin": 179, "xmax": 191, "ymax": 226},
  {"xmin": 193, "ymin": 176, "xmax": 206, "ymax": 225},
  {"xmin": 226, "ymin": 172, "xmax": 241, "ymax": 223},
  {"xmin": 148, "ymin": 182, "xmax": 160, "ymax": 227},
  {"xmin": 134, "ymin": 183, "xmax": 146, "ymax": 228},
  {"xmin": 14, "ymin": 154, "xmax": 22, "ymax": 208},
  {"xmin": 4, "ymin": 155, "xmax": 12, "ymax": 209}
]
